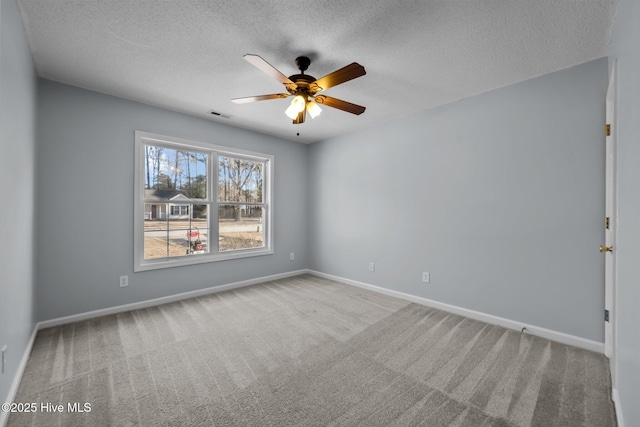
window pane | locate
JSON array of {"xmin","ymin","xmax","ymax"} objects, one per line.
[
  {"xmin": 144, "ymin": 145, "xmax": 207, "ymax": 200},
  {"xmin": 219, "ymin": 205, "xmax": 264, "ymax": 251},
  {"xmin": 218, "ymin": 156, "xmax": 263, "ymax": 202},
  {"xmin": 144, "ymin": 211, "xmax": 170, "ymax": 259},
  {"xmin": 186, "ymin": 205, "xmax": 209, "ymax": 255},
  {"xmin": 144, "ymin": 204, "xmax": 209, "ymax": 259},
  {"xmin": 169, "ymin": 205, "xmax": 209, "ymax": 256}
]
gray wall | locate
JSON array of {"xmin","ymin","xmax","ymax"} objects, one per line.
[
  {"xmin": 36, "ymin": 80, "xmax": 308, "ymax": 320},
  {"xmin": 0, "ymin": 0, "xmax": 37, "ymax": 407},
  {"xmin": 610, "ymin": 0, "xmax": 640, "ymax": 424},
  {"xmin": 309, "ymin": 58, "xmax": 608, "ymax": 342}
]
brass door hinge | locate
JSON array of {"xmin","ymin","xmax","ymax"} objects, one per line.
[
  {"xmin": 605, "ymin": 123, "xmax": 611, "ymax": 136},
  {"xmin": 605, "ymin": 217, "xmax": 610, "ymax": 229}
]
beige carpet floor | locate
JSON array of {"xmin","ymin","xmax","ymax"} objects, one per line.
[{"xmin": 8, "ymin": 274, "xmax": 616, "ymax": 426}]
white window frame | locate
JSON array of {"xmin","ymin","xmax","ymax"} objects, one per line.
[{"xmin": 134, "ymin": 131, "xmax": 274, "ymax": 272}]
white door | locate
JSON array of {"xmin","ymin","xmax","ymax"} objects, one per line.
[{"xmin": 603, "ymin": 60, "xmax": 617, "ymax": 381}]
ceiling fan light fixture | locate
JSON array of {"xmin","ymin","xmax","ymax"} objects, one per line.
[
  {"xmin": 285, "ymin": 95, "xmax": 306, "ymax": 119},
  {"xmin": 307, "ymin": 100, "xmax": 322, "ymax": 118}
]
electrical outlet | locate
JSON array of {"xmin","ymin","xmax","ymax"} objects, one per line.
[
  {"xmin": 290, "ymin": 252, "xmax": 295, "ymax": 261},
  {"xmin": 422, "ymin": 272, "xmax": 430, "ymax": 283},
  {"xmin": 369, "ymin": 262, "xmax": 375, "ymax": 272},
  {"xmin": 1, "ymin": 345, "xmax": 7, "ymax": 374},
  {"xmin": 119, "ymin": 275, "xmax": 129, "ymax": 287}
]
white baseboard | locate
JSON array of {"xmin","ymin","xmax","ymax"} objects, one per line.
[
  {"xmin": 307, "ymin": 270, "xmax": 605, "ymax": 354},
  {"xmin": 38, "ymin": 270, "xmax": 308, "ymax": 329},
  {"xmin": 612, "ymin": 388, "xmax": 625, "ymax": 427},
  {"xmin": 0, "ymin": 324, "xmax": 38, "ymax": 427}
]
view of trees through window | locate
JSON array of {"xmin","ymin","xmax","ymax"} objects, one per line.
[
  {"xmin": 144, "ymin": 145, "xmax": 207, "ymax": 198},
  {"xmin": 142, "ymin": 145, "xmax": 265, "ymax": 260},
  {"xmin": 218, "ymin": 156, "xmax": 264, "ymax": 252}
]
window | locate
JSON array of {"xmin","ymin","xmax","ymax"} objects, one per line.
[
  {"xmin": 134, "ymin": 131, "xmax": 273, "ymax": 271},
  {"xmin": 170, "ymin": 205, "xmax": 189, "ymax": 216}
]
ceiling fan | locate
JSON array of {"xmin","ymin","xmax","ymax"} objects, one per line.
[{"xmin": 231, "ymin": 54, "xmax": 366, "ymax": 124}]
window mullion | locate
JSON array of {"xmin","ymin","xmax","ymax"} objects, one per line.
[
  {"xmin": 217, "ymin": 201, "xmax": 265, "ymax": 206},
  {"xmin": 211, "ymin": 151, "xmax": 220, "ymax": 254}
]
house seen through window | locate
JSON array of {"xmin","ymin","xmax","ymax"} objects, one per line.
[{"xmin": 135, "ymin": 131, "xmax": 273, "ymax": 271}]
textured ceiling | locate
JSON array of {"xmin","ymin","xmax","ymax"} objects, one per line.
[{"xmin": 17, "ymin": 0, "xmax": 615, "ymax": 144}]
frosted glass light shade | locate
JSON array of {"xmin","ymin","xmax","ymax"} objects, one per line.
[
  {"xmin": 307, "ymin": 101, "xmax": 322, "ymax": 118},
  {"xmin": 285, "ymin": 95, "xmax": 306, "ymax": 119}
]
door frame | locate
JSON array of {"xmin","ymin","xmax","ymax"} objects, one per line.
[{"xmin": 604, "ymin": 59, "xmax": 617, "ymax": 386}]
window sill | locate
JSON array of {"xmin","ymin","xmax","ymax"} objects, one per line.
[{"xmin": 134, "ymin": 247, "xmax": 274, "ymax": 272}]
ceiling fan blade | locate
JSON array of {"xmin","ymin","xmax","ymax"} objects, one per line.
[
  {"xmin": 243, "ymin": 54, "xmax": 295, "ymax": 86},
  {"xmin": 311, "ymin": 62, "xmax": 366, "ymax": 92},
  {"xmin": 231, "ymin": 93, "xmax": 289, "ymax": 104},
  {"xmin": 314, "ymin": 95, "xmax": 366, "ymax": 115}
]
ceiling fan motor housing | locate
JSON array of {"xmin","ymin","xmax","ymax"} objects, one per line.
[
  {"xmin": 287, "ymin": 57, "xmax": 316, "ymax": 96},
  {"xmin": 295, "ymin": 56, "xmax": 311, "ymax": 72}
]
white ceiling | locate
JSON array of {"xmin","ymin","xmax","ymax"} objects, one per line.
[{"xmin": 17, "ymin": 1, "xmax": 615, "ymax": 144}]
